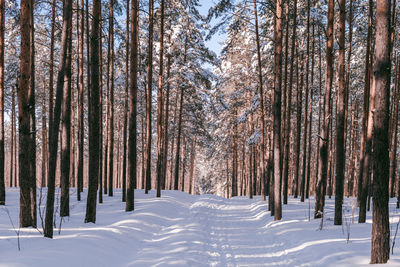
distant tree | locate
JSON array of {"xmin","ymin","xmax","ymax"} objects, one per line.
[
  {"xmin": 145, "ymin": 0, "xmax": 154, "ymax": 194},
  {"xmin": 253, "ymin": 0, "xmax": 266, "ymax": 202},
  {"xmin": 0, "ymin": 0, "xmax": 5, "ymax": 205},
  {"xmin": 77, "ymin": 0, "xmax": 85, "ymax": 202},
  {"xmin": 283, "ymin": 0, "xmax": 297, "ymax": 204},
  {"xmin": 156, "ymin": 0, "xmax": 165, "ymax": 198},
  {"xmin": 107, "ymin": 0, "xmax": 115, "ymax": 197},
  {"xmin": 122, "ymin": 0, "xmax": 129, "ymax": 203}
]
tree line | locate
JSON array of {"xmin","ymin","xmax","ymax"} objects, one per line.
[{"xmin": 0, "ymin": 0, "xmax": 398, "ymax": 264}]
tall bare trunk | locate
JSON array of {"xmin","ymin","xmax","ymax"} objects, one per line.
[
  {"xmin": 188, "ymin": 140, "xmax": 196, "ymax": 195},
  {"xmin": 48, "ymin": 0, "xmax": 56, "ymax": 131},
  {"xmin": 370, "ymin": 0, "xmax": 391, "ymax": 263},
  {"xmin": 300, "ymin": 0, "xmax": 311, "ymax": 203},
  {"xmin": 107, "ymin": 0, "xmax": 115, "ymax": 197},
  {"xmin": 391, "ymin": 58, "xmax": 400, "ymax": 199},
  {"xmin": 0, "ymin": 0, "xmax": 5, "ymax": 205},
  {"xmin": 273, "ymin": 0, "xmax": 283, "ymax": 220},
  {"xmin": 173, "ymin": 33, "xmax": 188, "ymax": 191},
  {"xmin": 156, "ymin": 0, "xmax": 165, "ymax": 198},
  {"xmin": 77, "ymin": 0, "xmax": 84, "ymax": 200},
  {"xmin": 283, "ymin": 0, "xmax": 297, "ymax": 204},
  {"xmin": 126, "ymin": 0, "xmax": 138, "ymax": 212},
  {"xmin": 98, "ymin": 20, "xmax": 103, "ymax": 203},
  {"xmin": 45, "ymin": 0, "xmax": 73, "ymax": 236},
  {"xmin": 144, "ymin": 0, "xmax": 154, "ymax": 194},
  {"xmin": 334, "ymin": 0, "xmax": 346, "ymax": 226},
  {"xmin": 294, "ymin": 49, "xmax": 303, "ymax": 199},
  {"xmin": 85, "ymin": 0, "xmax": 101, "ymax": 223},
  {"xmin": 253, "ymin": 0, "xmax": 266, "ymax": 201},
  {"xmin": 10, "ymin": 87, "xmax": 16, "ymax": 187},
  {"xmin": 122, "ymin": 0, "xmax": 129, "ymax": 202},
  {"xmin": 358, "ymin": 0, "xmax": 374, "ymax": 223},
  {"xmin": 315, "ymin": 0, "xmax": 334, "ymax": 219},
  {"xmin": 18, "ymin": 0, "xmax": 36, "ymax": 228},
  {"xmin": 162, "ymin": 52, "xmax": 171, "ymax": 190},
  {"xmin": 306, "ymin": 23, "xmax": 315, "ymax": 199}
]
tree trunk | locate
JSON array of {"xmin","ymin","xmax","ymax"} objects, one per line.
[
  {"xmin": 314, "ymin": 32, "xmax": 323, "ymax": 197},
  {"xmin": 283, "ymin": 0, "xmax": 297, "ymax": 204},
  {"xmin": 188, "ymin": 141, "xmax": 196, "ymax": 195},
  {"xmin": 122, "ymin": 0, "xmax": 129, "ymax": 202},
  {"xmin": 344, "ymin": 0, "xmax": 353, "ymax": 186},
  {"xmin": 370, "ymin": 0, "xmax": 391, "ymax": 263},
  {"xmin": 144, "ymin": 0, "xmax": 154, "ymax": 194},
  {"xmin": 272, "ymin": 0, "xmax": 283, "ymax": 220},
  {"xmin": 334, "ymin": 0, "xmax": 346, "ymax": 226},
  {"xmin": 98, "ymin": 21, "xmax": 103, "ymax": 203},
  {"xmin": 281, "ymin": 1, "xmax": 289, "ymax": 180},
  {"xmin": 294, "ymin": 49, "xmax": 303, "ymax": 199},
  {"xmin": 10, "ymin": 86, "xmax": 15, "ymax": 187},
  {"xmin": 18, "ymin": 0, "xmax": 37, "ymax": 228},
  {"xmin": 70, "ymin": 68, "xmax": 76, "ymax": 189},
  {"xmin": 156, "ymin": 0, "xmax": 165, "ymax": 198},
  {"xmin": 103, "ymin": 22, "xmax": 109, "ymax": 196},
  {"xmin": 48, "ymin": 0, "xmax": 56, "ymax": 132},
  {"xmin": 306, "ymin": 23, "xmax": 315, "ymax": 199},
  {"xmin": 253, "ymin": 0, "xmax": 266, "ymax": 201},
  {"xmin": 391, "ymin": 58, "xmax": 400, "ymax": 199},
  {"xmin": 300, "ymin": 0, "xmax": 311, "ymax": 203},
  {"xmin": 85, "ymin": 0, "xmax": 101, "ymax": 223},
  {"xmin": 60, "ymin": 0, "xmax": 73, "ymax": 216},
  {"xmin": 180, "ymin": 136, "xmax": 187, "ymax": 192},
  {"xmin": 44, "ymin": 0, "xmax": 73, "ymax": 237},
  {"xmin": 107, "ymin": 0, "xmax": 115, "ymax": 197},
  {"xmin": 315, "ymin": 0, "xmax": 334, "ymax": 219},
  {"xmin": 77, "ymin": 0, "xmax": 84, "ymax": 201},
  {"xmin": 0, "ymin": 0, "xmax": 5, "ymax": 205},
  {"xmin": 173, "ymin": 34, "xmax": 188, "ymax": 191},
  {"xmin": 162, "ymin": 52, "xmax": 171, "ymax": 190},
  {"xmin": 358, "ymin": 0, "xmax": 374, "ymax": 223},
  {"xmin": 126, "ymin": 0, "xmax": 138, "ymax": 212}
]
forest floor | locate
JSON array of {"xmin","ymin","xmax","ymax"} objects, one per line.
[{"xmin": 1, "ymin": 188, "xmax": 400, "ymax": 266}]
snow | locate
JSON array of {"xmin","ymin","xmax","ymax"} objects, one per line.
[{"xmin": 1, "ymin": 188, "xmax": 400, "ymax": 266}]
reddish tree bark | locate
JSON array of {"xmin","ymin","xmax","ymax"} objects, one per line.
[
  {"xmin": 370, "ymin": 0, "xmax": 391, "ymax": 263},
  {"xmin": 315, "ymin": 0, "xmax": 334, "ymax": 219},
  {"xmin": 334, "ymin": 0, "xmax": 346, "ymax": 226}
]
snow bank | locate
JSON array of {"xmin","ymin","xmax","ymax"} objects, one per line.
[{"xmin": 1, "ymin": 188, "xmax": 400, "ymax": 266}]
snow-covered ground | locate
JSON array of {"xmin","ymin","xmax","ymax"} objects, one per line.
[{"xmin": 1, "ymin": 188, "xmax": 400, "ymax": 266}]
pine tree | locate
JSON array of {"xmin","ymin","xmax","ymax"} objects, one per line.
[
  {"xmin": 85, "ymin": 0, "xmax": 101, "ymax": 223},
  {"xmin": 126, "ymin": 0, "xmax": 138, "ymax": 212},
  {"xmin": 18, "ymin": 0, "xmax": 37, "ymax": 228},
  {"xmin": 45, "ymin": 0, "xmax": 73, "ymax": 237},
  {"xmin": 315, "ymin": 0, "xmax": 334, "ymax": 219},
  {"xmin": 334, "ymin": 0, "xmax": 346, "ymax": 226},
  {"xmin": 0, "ymin": 0, "xmax": 4, "ymax": 206},
  {"xmin": 370, "ymin": 0, "xmax": 391, "ymax": 263}
]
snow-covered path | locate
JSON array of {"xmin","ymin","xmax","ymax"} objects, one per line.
[{"xmin": 1, "ymin": 188, "xmax": 400, "ymax": 266}]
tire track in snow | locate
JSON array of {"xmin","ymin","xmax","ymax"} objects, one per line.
[{"xmin": 190, "ymin": 195, "xmax": 281, "ymax": 266}]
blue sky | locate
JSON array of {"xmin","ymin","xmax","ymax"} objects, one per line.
[{"xmin": 198, "ymin": 1, "xmax": 226, "ymax": 57}]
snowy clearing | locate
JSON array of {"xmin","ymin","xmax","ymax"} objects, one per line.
[{"xmin": 1, "ymin": 188, "xmax": 400, "ymax": 266}]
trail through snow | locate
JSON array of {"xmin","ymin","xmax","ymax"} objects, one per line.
[{"xmin": 1, "ymin": 188, "xmax": 400, "ymax": 266}]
